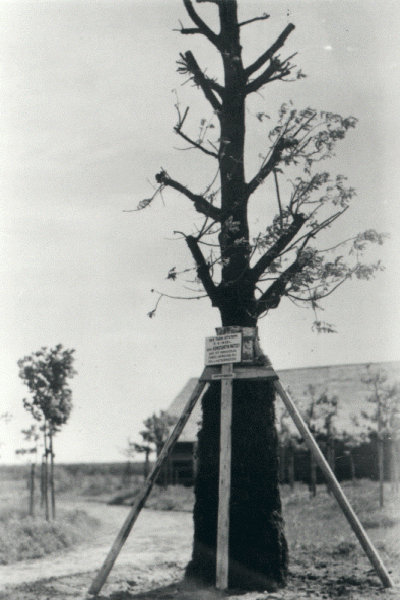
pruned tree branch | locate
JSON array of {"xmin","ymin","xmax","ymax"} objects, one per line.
[
  {"xmin": 174, "ymin": 20, "xmax": 201, "ymax": 35},
  {"xmin": 246, "ymin": 53, "xmax": 297, "ymax": 94},
  {"xmin": 239, "ymin": 13, "xmax": 270, "ymax": 28},
  {"xmin": 182, "ymin": 0, "xmax": 222, "ymax": 49},
  {"xmin": 155, "ymin": 170, "xmax": 222, "ymax": 221},
  {"xmin": 250, "ymin": 212, "xmax": 307, "ymax": 283},
  {"xmin": 196, "ymin": 0, "xmax": 224, "ymax": 5},
  {"xmin": 244, "ymin": 23, "xmax": 295, "ymax": 78},
  {"xmin": 284, "ymin": 208, "xmax": 349, "ymax": 256},
  {"xmin": 177, "ymin": 51, "xmax": 222, "ymax": 111},
  {"xmin": 186, "ymin": 234, "xmax": 220, "ymax": 306},
  {"xmin": 273, "ymin": 169, "xmax": 284, "ymax": 230},
  {"xmin": 256, "ymin": 256, "xmax": 301, "ymax": 315}
]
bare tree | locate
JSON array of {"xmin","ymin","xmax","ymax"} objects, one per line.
[
  {"xmin": 131, "ymin": 441, "xmax": 152, "ymax": 480},
  {"xmin": 339, "ymin": 415, "xmax": 368, "ymax": 487},
  {"xmin": 361, "ymin": 366, "xmax": 400, "ymax": 507},
  {"xmin": 135, "ymin": 1, "xmax": 386, "ymax": 589}
]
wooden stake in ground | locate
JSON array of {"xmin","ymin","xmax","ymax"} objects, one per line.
[
  {"xmin": 216, "ymin": 363, "xmax": 234, "ymax": 590},
  {"xmin": 274, "ymin": 380, "xmax": 394, "ymax": 589},
  {"xmin": 88, "ymin": 378, "xmax": 208, "ymax": 597}
]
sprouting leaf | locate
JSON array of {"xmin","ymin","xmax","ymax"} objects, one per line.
[
  {"xmin": 351, "ymin": 230, "xmax": 389, "ymax": 253},
  {"xmin": 312, "ymin": 320, "xmax": 337, "ymax": 334},
  {"xmin": 256, "ymin": 112, "xmax": 270, "ymax": 122},
  {"xmin": 167, "ymin": 267, "xmax": 177, "ymax": 281},
  {"xmin": 224, "ymin": 216, "xmax": 241, "ymax": 233},
  {"xmin": 136, "ymin": 198, "xmax": 153, "ymax": 211}
]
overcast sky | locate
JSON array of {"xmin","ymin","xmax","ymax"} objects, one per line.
[{"xmin": 1, "ymin": 0, "xmax": 400, "ymax": 465}]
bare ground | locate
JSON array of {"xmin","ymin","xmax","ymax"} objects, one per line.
[{"xmin": 0, "ymin": 497, "xmax": 399, "ymax": 600}]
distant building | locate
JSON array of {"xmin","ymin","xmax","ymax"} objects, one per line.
[{"xmin": 163, "ymin": 361, "xmax": 400, "ymax": 486}]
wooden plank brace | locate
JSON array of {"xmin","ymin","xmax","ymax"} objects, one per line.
[{"xmin": 88, "ymin": 378, "xmax": 209, "ymax": 596}]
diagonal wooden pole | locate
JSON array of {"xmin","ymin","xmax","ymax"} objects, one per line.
[
  {"xmin": 88, "ymin": 378, "xmax": 209, "ymax": 597},
  {"xmin": 274, "ymin": 380, "xmax": 394, "ymax": 589}
]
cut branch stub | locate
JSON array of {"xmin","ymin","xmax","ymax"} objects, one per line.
[
  {"xmin": 155, "ymin": 171, "xmax": 222, "ymax": 221},
  {"xmin": 178, "ymin": 52, "xmax": 222, "ymax": 111},
  {"xmin": 182, "ymin": 0, "xmax": 222, "ymax": 50},
  {"xmin": 256, "ymin": 257, "xmax": 302, "ymax": 315},
  {"xmin": 244, "ymin": 23, "xmax": 295, "ymax": 79},
  {"xmin": 186, "ymin": 235, "xmax": 220, "ymax": 307}
]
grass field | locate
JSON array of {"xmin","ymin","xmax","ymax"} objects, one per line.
[{"xmin": 0, "ymin": 476, "xmax": 100, "ymax": 565}]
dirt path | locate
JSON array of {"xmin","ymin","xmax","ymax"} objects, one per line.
[
  {"xmin": 0, "ymin": 499, "xmax": 399, "ymax": 600},
  {"xmin": 0, "ymin": 500, "xmax": 193, "ymax": 598}
]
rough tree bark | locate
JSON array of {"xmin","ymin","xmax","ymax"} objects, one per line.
[{"xmin": 186, "ymin": 378, "xmax": 287, "ymax": 590}]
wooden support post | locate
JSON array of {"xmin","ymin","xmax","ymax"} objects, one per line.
[
  {"xmin": 88, "ymin": 378, "xmax": 209, "ymax": 597},
  {"xmin": 274, "ymin": 380, "xmax": 394, "ymax": 589},
  {"xmin": 216, "ymin": 363, "xmax": 233, "ymax": 590}
]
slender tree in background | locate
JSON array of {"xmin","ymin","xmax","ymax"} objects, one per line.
[
  {"xmin": 361, "ymin": 365, "xmax": 400, "ymax": 507},
  {"xmin": 276, "ymin": 404, "xmax": 297, "ymax": 490},
  {"xmin": 139, "ymin": 411, "xmax": 178, "ymax": 485},
  {"xmin": 140, "ymin": 411, "xmax": 179, "ymax": 457},
  {"xmin": 300, "ymin": 385, "xmax": 321, "ymax": 498},
  {"xmin": 390, "ymin": 408, "xmax": 400, "ymax": 493},
  {"xmin": 339, "ymin": 415, "xmax": 367, "ymax": 487},
  {"xmin": 120, "ymin": 437, "xmax": 137, "ymax": 487},
  {"xmin": 16, "ymin": 425, "xmax": 40, "ymax": 517},
  {"xmin": 135, "ymin": 1, "xmax": 386, "ymax": 589},
  {"xmin": 316, "ymin": 391, "xmax": 338, "ymax": 493},
  {"xmin": 301, "ymin": 387, "xmax": 338, "ymax": 495},
  {"xmin": 131, "ymin": 440, "xmax": 152, "ymax": 480},
  {"xmin": 18, "ymin": 345, "xmax": 75, "ymax": 520}
]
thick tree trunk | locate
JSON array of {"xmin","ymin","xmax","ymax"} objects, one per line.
[{"xmin": 186, "ymin": 377, "xmax": 288, "ymax": 590}]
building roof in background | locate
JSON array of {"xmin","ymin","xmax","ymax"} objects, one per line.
[{"xmin": 166, "ymin": 361, "xmax": 400, "ymax": 442}]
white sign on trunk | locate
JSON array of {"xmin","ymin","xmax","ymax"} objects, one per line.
[{"xmin": 205, "ymin": 332, "xmax": 242, "ymax": 366}]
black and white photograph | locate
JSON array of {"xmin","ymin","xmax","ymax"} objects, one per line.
[{"xmin": 1, "ymin": 1, "xmax": 399, "ymax": 598}]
